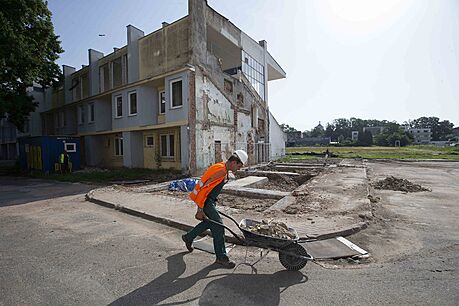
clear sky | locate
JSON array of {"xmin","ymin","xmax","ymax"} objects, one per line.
[{"xmin": 48, "ymin": 0, "xmax": 459, "ymax": 131}]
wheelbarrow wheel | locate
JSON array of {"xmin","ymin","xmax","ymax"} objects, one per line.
[{"xmin": 279, "ymin": 243, "xmax": 309, "ymax": 271}]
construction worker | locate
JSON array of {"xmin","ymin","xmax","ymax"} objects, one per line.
[
  {"xmin": 182, "ymin": 149, "xmax": 248, "ymax": 268},
  {"xmin": 59, "ymin": 150, "xmax": 70, "ymax": 174}
]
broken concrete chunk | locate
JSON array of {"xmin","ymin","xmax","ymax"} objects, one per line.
[{"xmin": 242, "ymin": 219, "xmax": 296, "ymax": 240}]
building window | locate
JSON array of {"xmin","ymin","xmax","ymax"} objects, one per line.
[
  {"xmin": 123, "ymin": 54, "xmax": 128, "ymax": 84},
  {"xmin": 159, "ymin": 91, "xmax": 166, "ymax": 114},
  {"xmin": 128, "ymin": 91, "xmax": 137, "ymax": 115},
  {"xmin": 160, "ymin": 134, "xmax": 175, "ymax": 158},
  {"xmin": 65, "ymin": 143, "xmax": 76, "ymax": 153},
  {"xmin": 78, "ymin": 105, "xmax": 85, "ymax": 124},
  {"xmin": 81, "ymin": 73, "xmax": 89, "ymax": 98},
  {"xmin": 112, "ymin": 57, "xmax": 123, "ymax": 88},
  {"xmin": 145, "ymin": 135, "xmax": 154, "ymax": 147},
  {"xmin": 54, "ymin": 113, "xmax": 59, "ymax": 129},
  {"xmin": 88, "ymin": 103, "xmax": 95, "ymax": 123},
  {"xmin": 115, "ymin": 136, "xmax": 123, "ymax": 156},
  {"xmin": 60, "ymin": 111, "xmax": 66, "ymax": 127},
  {"xmin": 170, "ymin": 79, "xmax": 183, "ymax": 108},
  {"xmin": 99, "ymin": 64, "xmax": 110, "ymax": 93},
  {"xmin": 241, "ymin": 50, "xmax": 265, "ymax": 100},
  {"xmin": 72, "ymin": 78, "xmax": 81, "ymax": 101},
  {"xmin": 115, "ymin": 95, "xmax": 123, "ymax": 118}
]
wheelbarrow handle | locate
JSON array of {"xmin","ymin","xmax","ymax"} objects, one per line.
[
  {"xmin": 217, "ymin": 210, "xmax": 243, "ymax": 230},
  {"xmin": 205, "ymin": 218, "xmax": 245, "ymax": 244}
]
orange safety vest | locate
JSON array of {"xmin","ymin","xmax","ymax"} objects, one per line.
[{"xmin": 189, "ymin": 162, "xmax": 228, "ymax": 208}]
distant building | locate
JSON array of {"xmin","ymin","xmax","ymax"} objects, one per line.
[
  {"xmin": 408, "ymin": 128, "xmax": 432, "ymax": 144},
  {"xmin": 286, "ymin": 131, "xmax": 303, "ymax": 145},
  {"xmin": 296, "ymin": 137, "xmax": 331, "ymax": 146},
  {"xmin": 285, "ymin": 131, "xmax": 330, "ymax": 146},
  {"xmin": 452, "ymin": 127, "xmax": 459, "ymax": 137},
  {"xmin": 0, "ymin": 0, "xmax": 288, "ymax": 174},
  {"xmin": 363, "ymin": 126, "xmax": 384, "ymax": 138},
  {"xmin": 351, "ymin": 131, "xmax": 359, "ymax": 141}
]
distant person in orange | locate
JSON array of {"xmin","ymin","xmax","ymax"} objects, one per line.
[{"xmin": 182, "ymin": 150, "xmax": 248, "ymax": 269}]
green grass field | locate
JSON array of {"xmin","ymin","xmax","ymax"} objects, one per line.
[{"xmin": 285, "ymin": 145, "xmax": 459, "ymax": 160}]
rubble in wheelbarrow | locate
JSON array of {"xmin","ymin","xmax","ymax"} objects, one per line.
[{"xmin": 243, "ymin": 219, "xmax": 296, "ymax": 240}]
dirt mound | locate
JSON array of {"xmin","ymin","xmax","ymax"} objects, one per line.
[{"xmin": 373, "ymin": 176, "xmax": 430, "ymax": 193}]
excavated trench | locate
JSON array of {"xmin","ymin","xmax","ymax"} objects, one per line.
[{"xmin": 152, "ymin": 161, "xmax": 328, "ymax": 212}]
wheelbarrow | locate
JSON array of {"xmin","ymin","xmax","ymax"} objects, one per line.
[{"xmin": 205, "ymin": 210, "xmax": 315, "ymax": 271}]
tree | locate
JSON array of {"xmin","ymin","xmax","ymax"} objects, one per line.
[
  {"xmin": 410, "ymin": 117, "xmax": 454, "ymax": 141},
  {"xmin": 310, "ymin": 123, "xmax": 325, "ymax": 137},
  {"xmin": 0, "ymin": 0, "xmax": 63, "ymax": 131},
  {"xmin": 374, "ymin": 124, "xmax": 412, "ymax": 147},
  {"xmin": 280, "ymin": 124, "xmax": 298, "ymax": 133},
  {"xmin": 357, "ymin": 130, "xmax": 373, "ymax": 146}
]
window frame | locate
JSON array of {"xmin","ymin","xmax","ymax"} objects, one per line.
[
  {"xmin": 88, "ymin": 103, "xmax": 95, "ymax": 123},
  {"xmin": 114, "ymin": 136, "xmax": 124, "ymax": 156},
  {"xmin": 128, "ymin": 91, "xmax": 137, "ymax": 116},
  {"xmin": 159, "ymin": 90, "xmax": 166, "ymax": 114},
  {"xmin": 60, "ymin": 111, "xmax": 66, "ymax": 127},
  {"xmin": 65, "ymin": 143, "xmax": 76, "ymax": 153},
  {"xmin": 160, "ymin": 133, "xmax": 175, "ymax": 158},
  {"xmin": 115, "ymin": 95, "xmax": 123, "ymax": 118},
  {"xmin": 78, "ymin": 105, "xmax": 85, "ymax": 125},
  {"xmin": 170, "ymin": 79, "xmax": 183, "ymax": 109},
  {"xmin": 145, "ymin": 135, "xmax": 154, "ymax": 148}
]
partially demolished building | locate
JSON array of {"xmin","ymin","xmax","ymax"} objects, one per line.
[{"xmin": 22, "ymin": 0, "xmax": 287, "ymax": 174}]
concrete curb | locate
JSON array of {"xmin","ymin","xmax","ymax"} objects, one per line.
[
  {"xmin": 85, "ymin": 192, "xmax": 242, "ymax": 244},
  {"xmin": 85, "ymin": 191, "xmax": 368, "ymax": 245}
]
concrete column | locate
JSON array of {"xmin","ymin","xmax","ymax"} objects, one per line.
[
  {"xmin": 127, "ymin": 25, "xmax": 144, "ymax": 83},
  {"xmin": 88, "ymin": 49, "xmax": 104, "ymax": 96},
  {"xmin": 62, "ymin": 65, "xmax": 75, "ymax": 104},
  {"xmin": 188, "ymin": 70, "xmax": 197, "ymax": 175},
  {"xmin": 188, "ymin": 0, "xmax": 207, "ymax": 66},
  {"xmin": 180, "ymin": 125, "xmax": 189, "ymax": 172},
  {"xmin": 259, "ymin": 40, "xmax": 270, "ymax": 142},
  {"xmin": 258, "ymin": 39, "xmax": 268, "ymax": 106}
]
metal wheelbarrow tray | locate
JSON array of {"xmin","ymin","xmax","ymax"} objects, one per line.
[{"xmin": 208, "ymin": 211, "xmax": 315, "ymax": 271}]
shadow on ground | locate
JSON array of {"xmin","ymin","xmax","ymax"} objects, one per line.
[{"xmin": 109, "ymin": 252, "xmax": 308, "ymax": 306}]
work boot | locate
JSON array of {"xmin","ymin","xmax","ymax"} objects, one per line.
[
  {"xmin": 182, "ymin": 235, "xmax": 193, "ymax": 252},
  {"xmin": 215, "ymin": 257, "xmax": 236, "ymax": 269}
]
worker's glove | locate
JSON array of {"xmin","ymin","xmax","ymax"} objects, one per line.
[{"xmin": 195, "ymin": 210, "xmax": 207, "ymax": 221}]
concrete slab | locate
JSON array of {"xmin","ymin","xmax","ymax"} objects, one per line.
[
  {"xmin": 222, "ymin": 187, "xmax": 290, "ymax": 200},
  {"xmin": 338, "ymin": 159, "xmax": 364, "ymax": 168},
  {"xmin": 274, "ymin": 163, "xmax": 325, "ymax": 167},
  {"xmin": 265, "ymin": 195, "xmax": 296, "ymax": 211},
  {"xmin": 239, "ymin": 170, "xmax": 300, "ymax": 177},
  {"xmin": 303, "ymin": 237, "xmax": 367, "ymax": 259},
  {"xmin": 225, "ymin": 176, "xmax": 268, "ymax": 188},
  {"xmin": 273, "ymin": 165, "xmax": 322, "ymax": 172}
]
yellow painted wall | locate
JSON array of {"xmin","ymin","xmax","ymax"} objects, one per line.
[
  {"xmin": 143, "ymin": 127, "xmax": 181, "ymax": 170},
  {"xmin": 100, "ymin": 134, "xmax": 123, "ymax": 168}
]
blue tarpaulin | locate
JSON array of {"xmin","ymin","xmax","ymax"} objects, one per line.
[{"xmin": 168, "ymin": 178, "xmax": 199, "ymax": 192}]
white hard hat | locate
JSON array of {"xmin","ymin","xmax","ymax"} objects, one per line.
[{"xmin": 233, "ymin": 149, "xmax": 248, "ymax": 164}]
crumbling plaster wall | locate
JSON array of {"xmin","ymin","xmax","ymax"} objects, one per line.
[
  {"xmin": 189, "ymin": 0, "xmax": 271, "ymax": 173},
  {"xmin": 139, "ymin": 17, "xmax": 191, "ymax": 80},
  {"xmin": 194, "ymin": 68, "xmax": 234, "ymax": 170}
]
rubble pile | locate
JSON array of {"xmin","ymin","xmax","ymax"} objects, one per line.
[
  {"xmin": 373, "ymin": 176, "xmax": 430, "ymax": 193},
  {"xmin": 243, "ymin": 219, "xmax": 296, "ymax": 240}
]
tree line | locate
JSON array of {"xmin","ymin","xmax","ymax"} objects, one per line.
[{"xmin": 281, "ymin": 117, "xmax": 456, "ymax": 146}]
